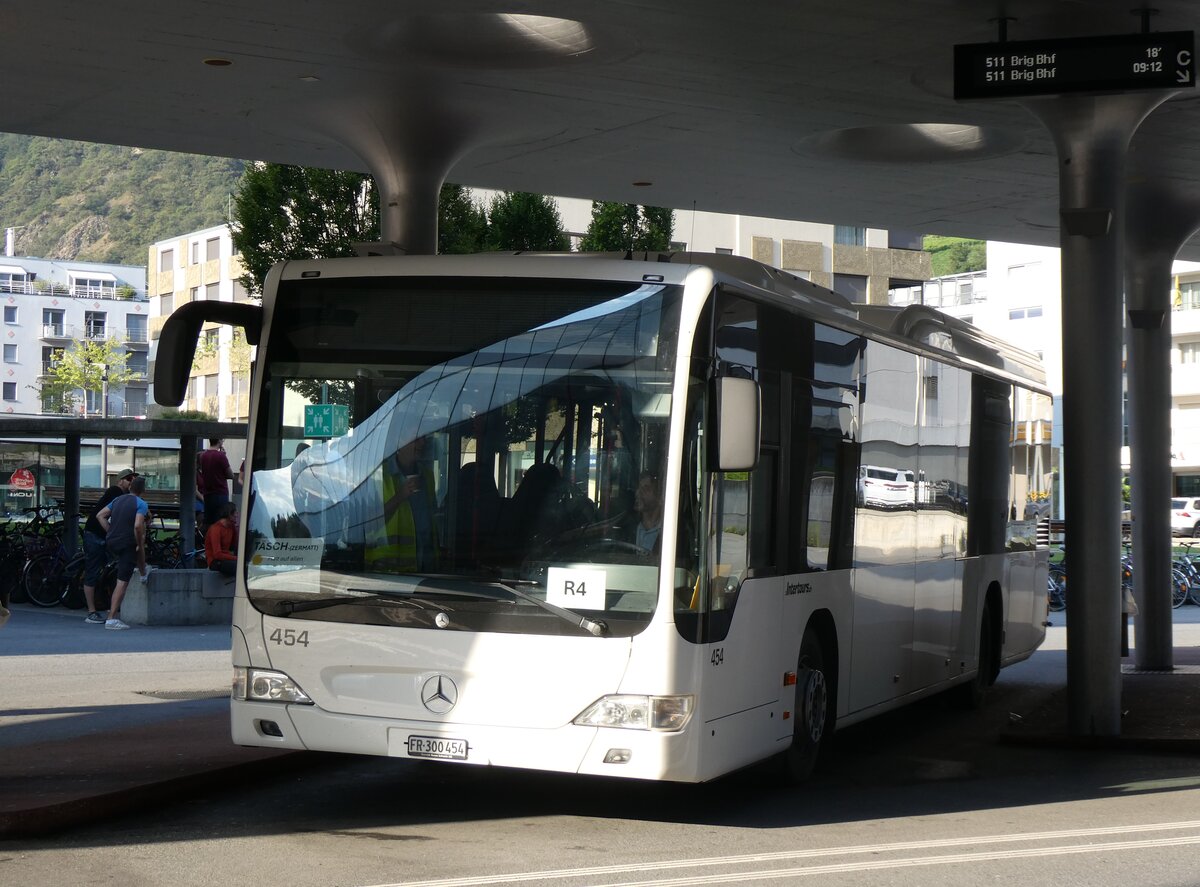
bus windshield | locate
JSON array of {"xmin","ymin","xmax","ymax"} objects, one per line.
[{"xmin": 245, "ymin": 275, "xmax": 691, "ymax": 638}]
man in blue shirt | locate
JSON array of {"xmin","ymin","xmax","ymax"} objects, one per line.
[
  {"xmin": 96, "ymin": 475, "xmax": 150, "ymax": 630},
  {"xmin": 81, "ymin": 468, "xmax": 136, "ymax": 624}
]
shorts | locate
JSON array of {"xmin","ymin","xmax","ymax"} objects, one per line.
[
  {"xmin": 107, "ymin": 540, "xmax": 139, "ymax": 583},
  {"xmin": 83, "ymin": 530, "xmax": 108, "ymax": 585}
]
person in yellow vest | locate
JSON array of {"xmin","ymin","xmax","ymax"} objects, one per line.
[{"xmin": 366, "ymin": 436, "xmax": 438, "ymax": 572}]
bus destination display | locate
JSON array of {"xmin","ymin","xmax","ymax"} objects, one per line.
[{"xmin": 954, "ymin": 31, "xmax": 1194, "ymax": 99}]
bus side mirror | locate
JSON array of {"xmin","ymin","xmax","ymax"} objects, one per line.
[
  {"xmin": 154, "ymin": 301, "xmax": 263, "ymax": 406},
  {"xmin": 711, "ymin": 376, "xmax": 759, "ymax": 471}
]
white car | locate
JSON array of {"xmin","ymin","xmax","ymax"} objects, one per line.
[
  {"xmin": 1171, "ymin": 497, "xmax": 1200, "ymax": 537},
  {"xmin": 857, "ymin": 465, "xmax": 915, "ymax": 509}
]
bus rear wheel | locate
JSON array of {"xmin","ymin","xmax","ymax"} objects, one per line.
[{"xmin": 783, "ymin": 627, "xmax": 831, "ymax": 782}]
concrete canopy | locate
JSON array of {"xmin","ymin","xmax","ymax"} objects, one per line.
[{"xmin": 3, "ymin": 1, "xmax": 1200, "ymax": 253}]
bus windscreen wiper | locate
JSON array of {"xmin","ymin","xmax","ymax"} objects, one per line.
[
  {"xmin": 408, "ymin": 573, "xmax": 609, "ymax": 637},
  {"xmin": 269, "ymin": 593, "xmax": 430, "ymax": 616}
]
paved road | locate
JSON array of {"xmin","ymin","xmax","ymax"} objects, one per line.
[{"xmin": 2, "ymin": 605, "xmax": 1200, "ymax": 887}]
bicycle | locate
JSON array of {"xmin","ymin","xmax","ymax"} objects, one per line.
[
  {"xmin": 22, "ymin": 528, "xmax": 86, "ymax": 608},
  {"xmin": 1176, "ymin": 542, "xmax": 1200, "ymax": 606}
]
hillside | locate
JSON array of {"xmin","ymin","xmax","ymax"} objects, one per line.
[{"xmin": 0, "ymin": 134, "xmax": 245, "ymax": 267}]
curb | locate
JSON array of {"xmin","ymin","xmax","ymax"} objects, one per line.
[{"xmin": 0, "ymin": 751, "xmax": 309, "ymax": 840}]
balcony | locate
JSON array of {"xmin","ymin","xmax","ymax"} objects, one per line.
[
  {"xmin": 39, "ymin": 361, "xmax": 58, "ymax": 377},
  {"xmin": 41, "ymin": 324, "xmax": 69, "ymax": 340},
  {"xmin": 0, "ymin": 281, "xmax": 35, "ymax": 295},
  {"xmin": 124, "ymin": 327, "xmax": 149, "ymax": 348}
]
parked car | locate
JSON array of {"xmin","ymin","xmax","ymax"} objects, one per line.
[
  {"xmin": 1171, "ymin": 497, "xmax": 1200, "ymax": 537},
  {"xmin": 857, "ymin": 465, "xmax": 914, "ymax": 509}
]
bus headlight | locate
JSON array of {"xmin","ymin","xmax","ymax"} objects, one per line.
[
  {"xmin": 233, "ymin": 667, "xmax": 314, "ymax": 705},
  {"xmin": 573, "ymin": 695, "xmax": 694, "ymax": 731}
]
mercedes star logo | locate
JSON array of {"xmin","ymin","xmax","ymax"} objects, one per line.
[{"xmin": 420, "ymin": 674, "xmax": 458, "ymax": 714}]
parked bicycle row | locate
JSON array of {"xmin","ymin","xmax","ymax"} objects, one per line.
[
  {"xmin": 0, "ymin": 507, "xmax": 206, "ymax": 611},
  {"xmin": 1046, "ymin": 541, "xmax": 1200, "ymax": 613}
]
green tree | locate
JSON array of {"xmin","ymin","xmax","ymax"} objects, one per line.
[
  {"xmin": 924, "ymin": 235, "xmax": 986, "ymax": 277},
  {"xmin": 31, "ymin": 337, "xmax": 134, "ymax": 415},
  {"xmin": 439, "ymin": 184, "xmax": 488, "ymax": 255},
  {"xmin": 484, "ymin": 192, "xmax": 569, "ymax": 251},
  {"xmin": 578, "ymin": 201, "xmax": 675, "ymax": 252},
  {"xmin": 230, "ymin": 163, "xmax": 379, "ymax": 295},
  {"xmin": 231, "ymin": 165, "xmax": 498, "ymax": 293}
]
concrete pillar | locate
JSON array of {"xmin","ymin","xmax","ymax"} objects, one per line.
[
  {"xmin": 1022, "ymin": 92, "xmax": 1172, "ymax": 736},
  {"xmin": 179, "ymin": 436, "xmax": 198, "ymax": 555},
  {"xmin": 1124, "ymin": 182, "xmax": 1200, "ymax": 669},
  {"xmin": 320, "ymin": 100, "xmax": 476, "ymax": 255},
  {"xmin": 63, "ymin": 434, "xmax": 80, "ymax": 557}
]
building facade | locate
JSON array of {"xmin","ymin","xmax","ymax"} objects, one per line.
[
  {"xmin": 0, "ymin": 254, "xmax": 149, "ymax": 418},
  {"xmin": 147, "ymin": 223, "xmax": 254, "ymax": 424}
]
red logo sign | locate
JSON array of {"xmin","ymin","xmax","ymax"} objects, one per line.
[{"xmin": 9, "ymin": 468, "xmax": 35, "ymax": 490}]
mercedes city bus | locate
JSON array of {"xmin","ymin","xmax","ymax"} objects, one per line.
[{"xmin": 156, "ymin": 251, "xmax": 1052, "ymax": 782}]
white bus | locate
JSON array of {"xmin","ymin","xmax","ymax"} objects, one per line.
[{"xmin": 157, "ymin": 252, "xmax": 1052, "ymax": 783}]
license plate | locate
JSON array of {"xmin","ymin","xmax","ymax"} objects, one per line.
[{"xmin": 406, "ymin": 735, "xmax": 469, "ymax": 760}]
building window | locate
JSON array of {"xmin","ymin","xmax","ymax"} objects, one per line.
[
  {"xmin": 84, "ymin": 311, "xmax": 106, "ymax": 339},
  {"xmin": 232, "ymin": 280, "xmax": 252, "ymax": 302},
  {"xmin": 834, "ymin": 225, "xmax": 865, "ymax": 246},
  {"xmin": 2, "ymin": 382, "xmax": 15, "ymax": 401},
  {"xmin": 1008, "ymin": 306, "xmax": 1043, "ymax": 321},
  {"xmin": 190, "ymin": 286, "xmax": 200, "ymax": 303},
  {"xmin": 161, "ymin": 293, "xmax": 174, "ymax": 314},
  {"xmin": 124, "ymin": 388, "xmax": 147, "ymax": 417},
  {"xmin": 42, "ymin": 308, "xmax": 64, "ymax": 336},
  {"xmin": 1180, "ymin": 342, "xmax": 1200, "ymax": 364},
  {"xmin": 190, "ymin": 241, "xmax": 200, "ymax": 265},
  {"xmin": 127, "ymin": 352, "xmax": 148, "ymax": 376},
  {"xmin": 0, "ymin": 272, "xmax": 29, "ymax": 294},
  {"xmin": 3, "ymin": 306, "xmax": 16, "ymax": 324},
  {"xmin": 832, "ymin": 273, "xmax": 868, "ymax": 301},
  {"xmin": 205, "ymin": 282, "xmax": 219, "ymax": 301},
  {"xmin": 126, "ymin": 315, "xmax": 148, "ymax": 343},
  {"xmin": 206, "ymin": 237, "xmax": 220, "ymax": 262},
  {"xmin": 202, "ymin": 329, "xmax": 219, "ymax": 351},
  {"xmin": 1180, "ymin": 280, "xmax": 1200, "ymax": 310},
  {"xmin": 72, "ymin": 277, "xmax": 115, "ymax": 298},
  {"xmin": 715, "ymin": 247, "xmax": 733, "ymax": 255},
  {"xmin": 3, "ymin": 344, "xmax": 16, "ymax": 363},
  {"xmin": 159, "ymin": 248, "xmax": 173, "ymax": 272}
]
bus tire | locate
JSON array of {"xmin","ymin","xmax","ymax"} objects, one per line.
[
  {"xmin": 783, "ymin": 627, "xmax": 832, "ymax": 782},
  {"xmin": 956, "ymin": 599, "xmax": 996, "ymax": 710}
]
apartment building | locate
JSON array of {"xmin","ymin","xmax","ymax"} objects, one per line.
[
  {"xmin": 147, "ymin": 223, "xmax": 254, "ymax": 423},
  {"xmin": 0, "ymin": 252, "xmax": 149, "ymax": 418}
]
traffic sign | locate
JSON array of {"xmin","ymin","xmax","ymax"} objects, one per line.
[
  {"xmin": 303, "ymin": 403, "xmax": 349, "ymax": 438},
  {"xmin": 954, "ymin": 31, "xmax": 1194, "ymax": 99}
]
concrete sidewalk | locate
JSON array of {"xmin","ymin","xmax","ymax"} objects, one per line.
[
  {"xmin": 2, "ymin": 603, "xmax": 1200, "ymax": 839},
  {"xmin": 0, "ymin": 603, "xmax": 298, "ymax": 838}
]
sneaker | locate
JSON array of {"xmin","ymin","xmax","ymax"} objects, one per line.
[
  {"xmin": 84, "ymin": 611, "xmax": 106, "ymax": 624},
  {"xmin": 104, "ymin": 618, "xmax": 130, "ymax": 631}
]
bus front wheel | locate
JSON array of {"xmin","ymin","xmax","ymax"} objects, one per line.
[{"xmin": 783, "ymin": 627, "xmax": 831, "ymax": 782}]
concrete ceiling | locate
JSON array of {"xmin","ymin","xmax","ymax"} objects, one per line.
[{"xmin": 5, "ymin": 1, "xmax": 1200, "ymax": 254}]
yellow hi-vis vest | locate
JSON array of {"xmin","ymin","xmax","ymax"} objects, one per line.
[{"xmin": 365, "ymin": 468, "xmax": 436, "ymax": 571}]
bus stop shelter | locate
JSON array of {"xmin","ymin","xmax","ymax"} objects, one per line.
[{"xmin": 0, "ymin": 416, "xmax": 245, "ymax": 557}]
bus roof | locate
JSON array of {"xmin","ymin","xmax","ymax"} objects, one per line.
[{"xmin": 272, "ymin": 250, "xmax": 1047, "ymax": 389}]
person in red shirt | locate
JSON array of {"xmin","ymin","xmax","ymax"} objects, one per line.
[
  {"xmin": 205, "ymin": 502, "xmax": 239, "ymax": 578},
  {"xmin": 197, "ymin": 437, "xmax": 233, "ymax": 529}
]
